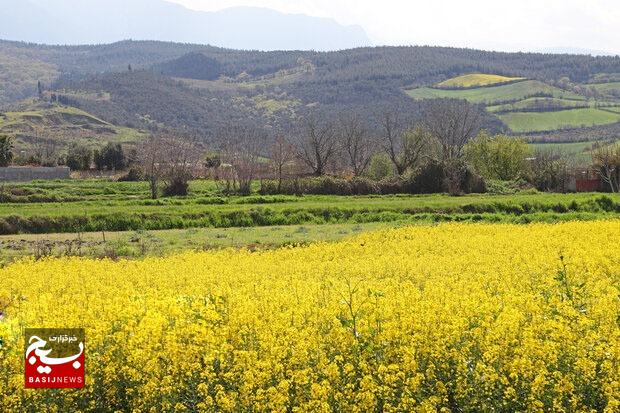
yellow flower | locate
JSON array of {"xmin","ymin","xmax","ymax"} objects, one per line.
[{"xmin": 0, "ymin": 220, "xmax": 618, "ymax": 411}]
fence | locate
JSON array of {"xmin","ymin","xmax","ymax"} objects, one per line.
[{"xmin": 0, "ymin": 167, "xmax": 71, "ymax": 182}]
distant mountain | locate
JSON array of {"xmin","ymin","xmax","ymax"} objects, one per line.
[{"xmin": 0, "ymin": 0, "xmax": 371, "ymax": 51}]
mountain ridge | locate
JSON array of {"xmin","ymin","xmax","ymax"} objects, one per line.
[
  {"xmin": 0, "ymin": 0, "xmax": 371, "ymax": 51},
  {"xmin": 1, "ymin": 39, "xmax": 620, "ymax": 146}
]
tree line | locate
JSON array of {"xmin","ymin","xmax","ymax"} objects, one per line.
[
  {"xmin": 131, "ymin": 99, "xmax": 619, "ymax": 197},
  {"xmin": 2, "ymin": 98, "xmax": 617, "ymax": 195}
]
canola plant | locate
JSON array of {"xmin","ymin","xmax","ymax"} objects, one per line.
[{"xmin": 0, "ymin": 221, "xmax": 619, "ymax": 412}]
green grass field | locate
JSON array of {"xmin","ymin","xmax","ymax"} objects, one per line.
[
  {"xmin": 528, "ymin": 140, "xmax": 607, "ymax": 164},
  {"xmin": 585, "ymin": 81, "xmax": 620, "ymax": 98},
  {"xmin": 487, "ymin": 97, "xmax": 590, "ymax": 113},
  {"xmin": 601, "ymin": 106, "xmax": 620, "ymax": 114},
  {"xmin": 435, "ymin": 73, "xmax": 525, "ymax": 88},
  {"xmin": 406, "ymin": 73, "xmax": 620, "ymax": 133},
  {"xmin": 0, "ymin": 180, "xmax": 618, "ymax": 235},
  {"xmin": 530, "ymin": 140, "xmax": 596, "ymax": 153},
  {"xmin": 405, "ymin": 80, "xmax": 583, "ymax": 104},
  {"xmin": 0, "ymin": 179, "xmax": 618, "ymax": 261},
  {"xmin": 497, "ymin": 107, "xmax": 620, "ymax": 132}
]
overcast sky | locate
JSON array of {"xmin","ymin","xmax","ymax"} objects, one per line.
[{"xmin": 169, "ymin": 0, "xmax": 620, "ymax": 54}]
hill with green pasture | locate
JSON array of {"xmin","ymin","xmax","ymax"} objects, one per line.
[
  {"xmin": 406, "ymin": 79, "xmax": 583, "ymax": 104},
  {"xmin": 497, "ymin": 108, "xmax": 620, "ymax": 133},
  {"xmin": 407, "ymin": 73, "xmax": 620, "ymax": 134},
  {"xmin": 0, "ymin": 100, "xmax": 145, "ymax": 152}
]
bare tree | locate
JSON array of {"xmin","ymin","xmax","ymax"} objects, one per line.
[
  {"xmin": 378, "ymin": 108, "xmax": 430, "ymax": 175},
  {"xmin": 162, "ymin": 133, "xmax": 202, "ymax": 196},
  {"xmin": 138, "ymin": 133, "xmax": 201, "ymax": 199},
  {"xmin": 529, "ymin": 150, "xmax": 569, "ymax": 192},
  {"xmin": 592, "ymin": 144, "xmax": 620, "ymax": 193},
  {"xmin": 218, "ymin": 124, "xmax": 267, "ymax": 195},
  {"xmin": 378, "ymin": 108, "xmax": 409, "ymax": 175},
  {"xmin": 422, "ymin": 99, "xmax": 483, "ymax": 161},
  {"xmin": 400, "ymin": 125, "xmax": 434, "ymax": 172},
  {"xmin": 338, "ymin": 113, "xmax": 374, "ymax": 176},
  {"xmin": 139, "ymin": 135, "xmax": 169, "ymax": 199},
  {"xmin": 294, "ymin": 114, "xmax": 338, "ymax": 176},
  {"xmin": 270, "ymin": 135, "xmax": 295, "ymax": 191}
]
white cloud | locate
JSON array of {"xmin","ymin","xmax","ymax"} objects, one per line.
[{"xmin": 170, "ymin": 0, "xmax": 620, "ymax": 54}]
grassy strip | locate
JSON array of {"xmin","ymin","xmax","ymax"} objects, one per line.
[
  {"xmin": 1, "ymin": 195, "xmax": 618, "ymax": 234},
  {"xmin": 0, "ymin": 222, "xmax": 399, "ymax": 262}
]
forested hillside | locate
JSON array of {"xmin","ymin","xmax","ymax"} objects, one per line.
[{"xmin": 1, "ymin": 39, "xmax": 620, "ymax": 144}]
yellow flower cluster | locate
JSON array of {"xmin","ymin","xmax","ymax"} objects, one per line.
[{"xmin": 1, "ymin": 221, "xmax": 619, "ymax": 412}]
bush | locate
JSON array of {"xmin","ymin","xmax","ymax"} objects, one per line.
[
  {"xmin": 65, "ymin": 145, "xmax": 92, "ymax": 171},
  {"xmin": 350, "ymin": 177, "xmax": 381, "ymax": 195},
  {"xmin": 406, "ymin": 160, "xmax": 486, "ymax": 195},
  {"xmin": 162, "ymin": 178, "xmax": 189, "ymax": 197},
  {"xmin": 261, "ymin": 176, "xmax": 356, "ymax": 196},
  {"xmin": 376, "ymin": 177, "xmax": 406, "ymax": 194},
  {"xmin": 94, "ymin": 143, "xmax": 126, "ymax": 171},
  {"xmin": 460, "ymin": 165, "xmax": 487, "ymax": 194},
  {"xmin": 259, "ymin": 166, "xmax": 486, "ymax": 196},
  {"xmin": 486, "ymin": 179, "xmax": 532, "ymax": 195},
  {"xmin": 118, "ymin": 166, "xmax": 144, "ymax": 182},
  {"xmin": 409, "ymin": 161, "xmax": 446, "ymax": 194},
  {"xmin": 527, "ymin": 151, "xmax": 569, "ymax": 192},
  {"xmin": 316, "ymin": 176, "xmax": 353, "ymax": 195}
]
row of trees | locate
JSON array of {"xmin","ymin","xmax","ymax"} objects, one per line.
[
  {"xmin": 3, "ymin": 140, "xmax": 130, "ymax": 172},
  {"xmin": 1, "ymin": 97, "xmax": 617, "ymax": 195},
  {"xmin": 64, "ymin": 143, "xmax": 128, "ymax": 171},
  {"xmin": 129, "ymin": 99, "xmax": 483, "ymax": 198},
  {"xmin": 91, "ymin": 98, "xmax": 619, "ymax": 197},
  {"xmin": 210, "ymin": 99, "xmax": 495, "ymax": 195},
  {"xmin": 210, "ymin": 99, "xmax": 619, "ymax": 195}
]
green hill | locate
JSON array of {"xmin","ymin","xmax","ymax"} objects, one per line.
[
  {"xmin": 529, "ymin": 139, "xmax": 620, "ymax": 164},
  {"xmin": 406, "ymin": 73, "xmax": 620, "ymax": 134},
  {"xmin": 0, "ymin": 52, "xmax": 58, "ymax": 104},
  {"xmin": 406, "ymin": 80, "xmax": 583, "ymax": 104},
  {"xmin": 585, "ymin": 81, "xmax": 620, "ymax": 99},
  {"xmin": 2, "ymin": 40, "xmax": 620, "ymax": 140},
  {"xmin": 0, "ymin": 100, "xmax": 145, "ymax": 151}
]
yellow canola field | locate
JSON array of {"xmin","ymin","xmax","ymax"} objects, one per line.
[
  {"xmin": 1, "ymin": 221, "xmax": 619, "ymax": 412},
  {"xmin": 436, "ymin": 73, "xmax": 526, "ymax": 88}
]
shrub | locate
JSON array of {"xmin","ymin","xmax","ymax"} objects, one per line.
[
  {"xmin": 409, "ymin": 161, "xmax": 446, "ymax": 194},
  {"xmin": 486, "ymin": 179, "xmax": 531, "ymax": 195},
  {"xmin": 527, "ymin": 150, "xmax": 569, "ymax": 192},
  {"xmin": 118, "ymin": 166, "xmax": 144, "ymax": 182},
  {"xmin": 349, "ymin": 177, "xmax": 380, "ymax": 195},
  {"xmin": 460, "ymin": 165, "xmax": 487, "ymax": 194},
  {"xmin": 464, "ymin": 132, "xmax": 530, "ymax": 180},
  {"xmin": 377, "ymin": 177, "xmax": 406, "ymax": 194},
  {"xmin": 162, "ymin": 178, "xmax": 189, "ymax": 197}
]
